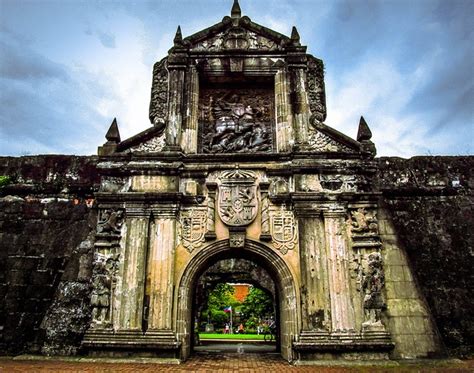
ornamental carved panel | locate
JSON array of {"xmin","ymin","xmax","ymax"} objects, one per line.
[
  {"xmin": 199, "ymin": 86, "xmax": 274, "ymax": 153},
  {"xmin": 179, "ymin": 208, "xmax": 207, "ymax": 252},
  {"xmin": 218, "ymin": 170, "xmax": 258, "ymax": 226},
  {"xmin": 271, "ymin": 210, "xmax": 298, "ymax": 254}
]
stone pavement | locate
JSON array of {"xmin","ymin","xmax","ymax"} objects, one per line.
[{"xmin": 1, "ymin": 353, "xmax": 472, "ymax": 372}]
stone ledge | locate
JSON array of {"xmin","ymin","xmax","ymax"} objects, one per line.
[{"xmin": 294, "ymin": 331, "xmax": 394, "ymax": 352}]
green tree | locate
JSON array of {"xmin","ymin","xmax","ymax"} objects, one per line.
[
  {"xmin": 203, "ymin": 283, "xmax": 240, "ymax": 329},
  {"xmin": 241, "ymin": 287, "xmax": 273, "ymax": 320}
]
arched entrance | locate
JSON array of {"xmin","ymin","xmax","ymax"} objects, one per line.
[{"xmin": 175, "ymin": 239, "xmax": 300, "ymax": 362}]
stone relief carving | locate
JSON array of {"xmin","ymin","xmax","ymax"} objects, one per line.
[
  {"xmin": 361, "ymin": 252, "xmax": 386, "ymax": 331},
  {"xmin": 91, "ymin": 252, "xmax": 120, "ymax": 327},
  {"xmin": 191, "ymin": 30, "xmax": 280, "ymax": 52},
  {"xmin": 271, "ymin": 210, "xmax": 298, "ymax": 254},
  {"xmin": 100, "ymin": 177, "xmax": 130, "ymax": 193},
  {"xmin": 218, "ymin": 170, "xmax": 258, "ymax": 226},
  {"xmin": 97, "ymin": 209, "xmax": 124, "ymax": 234},
  {"xmin": 308, "ymin": 130, "xmax": 354, "ymax": 153},
  {"xmin": 179, "ymin": 208, "xmax": 207, "ymax": 252},
  {"xmin": 199, "ymin": 88, "xmax": 273, "ymax": 153},
  {"xmin": 129, "ymin": 133, "xmax": 166, "ymax": 153},
  {"xmin": 349, "ymin": 208, "xmax": 378, "ymax": 235},
  {"xmin": 149, "ymin": 60, "xmax": 169, "ymax": 126},
  {"xmin": 269, "ymin": 177, "xmax": 290, "ymax": 196},
  {"xmin": 307, "ymin": 57, "xmax": 326, "ymax": 125},
  {"xmin": 229, "ymin": 230, "xmax": 246, "ymax": 248},
  {"xmin": 320, "ymin": 174, "xmax": 360, "ymax": 192}
]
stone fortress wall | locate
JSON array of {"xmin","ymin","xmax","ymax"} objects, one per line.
[{"xmin": 0, "ymin": 155, "xmax": 472, "ymax": 357}]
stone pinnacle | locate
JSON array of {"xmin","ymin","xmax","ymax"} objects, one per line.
[
  {"xmin": 174, "ymin": 25, "xmax": 183, "ymax": 45},
  {"xmin": 231, "ymin": 0, "xmax": 242, "ymax": 18},
  {"xmin": 357, "ymin": 116, "xmax": 373, "ymax": 142},
  {"xmin": 105, "ymin": 118, "xmax": 121, "ymax": 143}
]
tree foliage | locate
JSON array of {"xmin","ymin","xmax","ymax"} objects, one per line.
[
  {"xmin": 240, "ymin": 287, "xmax": 273, "ymax": 319},
  {"xmin": 202, "ymin": 283, "xmax": 239, "ymax": 328}
]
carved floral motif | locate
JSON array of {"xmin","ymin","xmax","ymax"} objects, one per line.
[
  {"xmin": 191, "ymin": 30, "xmax": 279, "ymax": 51},
  {"xmin": 307, "ymin": 57, "xmax": 326, "ymax": 124},
  {"xmin": 149, "ymin": 60, "xmax": 169, "ymax": 126},
  {"xmin": 129, "ymin": 133, "xmax": 166, "ymax": 153},
  {"xmin": 271, "ymin": 210, "xmax": 298, "ymax": 254},
  {"xmin": 308, "ymin": 130, "xmax": 354, "ymax": 153}
]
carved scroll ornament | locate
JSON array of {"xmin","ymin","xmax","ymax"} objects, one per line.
[{"xmin": 97, "ymin": 209, "xmax": 124, "ymax": 235}]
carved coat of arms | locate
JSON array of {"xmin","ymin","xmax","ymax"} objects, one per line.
[
  {"xmin": 180, "ymin": 209, "xmax": 207, "ymax": 252},
  {"xmin": 218, "ymin": 170, "xmax": 258, "ymax": 227},
  {"xmin": 271, "ymin": 210, "xmax": 298, "ymax": 254}
]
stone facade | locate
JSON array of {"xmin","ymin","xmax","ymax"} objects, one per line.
[{"xmin": 0, "ymin": 1, "xmax": 472, "ymax": 363}]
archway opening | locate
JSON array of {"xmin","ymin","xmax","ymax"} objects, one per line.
[
  {"xmin": 192, "ymin": 258, "xmax": 279, "ymax": 354},
  {"xmin": 176, "ymin": 240, "xmax": 299, "ymax": 362}
]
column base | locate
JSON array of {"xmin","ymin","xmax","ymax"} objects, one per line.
[{"xmin": 81, "ymin": 329, "xmax": 181, "ymax": 358}]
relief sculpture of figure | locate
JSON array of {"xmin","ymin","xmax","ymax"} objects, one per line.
[
  {"xmin": 362, "ymin": 252, "xmax": 386, "ymax": 330},
  {"xmin": 91, "ymin": 275, "xmax": 111, "ymax": 325},
  {"xmin": 203, "ymin": 92, "xmax": 271, "ymax": 153}
]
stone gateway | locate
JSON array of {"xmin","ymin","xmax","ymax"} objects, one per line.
[{"xmin": 79, "ymin": 1, "xmax": 444, "ymax": 362}]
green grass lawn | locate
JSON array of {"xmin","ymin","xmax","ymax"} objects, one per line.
[{"xmin": 199, "ymin": 333, "xmax": 265, "ymax": 340}]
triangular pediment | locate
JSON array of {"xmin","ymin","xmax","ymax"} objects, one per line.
[
  {"xmin": 116, "ymin": 126, "xmax": 166, "ymax": 153},
  {"xmin": 307, "ymin": 123, "xmax": 361, "ymax": 153},
  {"xmin": 182, "ymin": 16, "xmax": 292, "ymax": 52}
]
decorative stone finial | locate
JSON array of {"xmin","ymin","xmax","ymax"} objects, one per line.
[
  {"xmin": 291, "ymin": 26, "xmax": 301, "ymax": 45},
  {"xmin": 357, "ymin": 116, "xmax": 372, "ymax": 142},
  {"xmin": 231, "ymin": 0, "xmax": 241, "ymax": 18},
  {"xmin": 105, "ymin": 118, "xmax": 120, "ymax": 144},
  {"xmin": 174, "ymin": 25, "xmax": 183, "ymax": 45}
]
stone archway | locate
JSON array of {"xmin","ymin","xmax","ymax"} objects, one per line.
[{"xmin": 175, "ymin": 239, "xmax": 300, "ymax": 362}]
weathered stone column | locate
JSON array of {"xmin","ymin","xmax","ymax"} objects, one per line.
[
  {"xmin": 259, "ymin": 181, "xmax": 271, "ymax": 241},
  {"xmin": 146, "ymin": 205, "xmax": 178, "ymax": 331},
  {"xmin": 205, "ymin": 182, "xmax": 217, "ymax": 240},
  {"xmin": 290, "ymin": 66, "xmax": 310, "ymax": 147},
  {"xmin": 116, "ymin": 210, "xmax": 149, "ymax": 331},
  {"xmin": 166, "ymin": 48, "xmax": 187, "ymax": 149},
  {"xmin": 275, "ymin": 69, "xmax": 294, "ymax": 152},
  {"xmin": 181, "ymin": 64, "xmax": 199, "ymax": 153},
  {"xmin": 323, "ymin": 209, "xmax": 356, "ymax": 332},
  {"xmin": 295, "ymin": 206, "xmax": 331, "ymax": 331}
]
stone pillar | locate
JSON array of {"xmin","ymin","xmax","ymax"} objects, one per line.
[
  {"xmin": 323, "ymin": 210, "xmax": 356, "ymax": 332},
  {"xmin": 205, "ymin": 182, "xmax": 217, "ymax": 240},
  {"xmin": 259, "ymin": 181, "xmax": 271, "ymax": 241},
  {"xmin": 146, "ymin": 206, "xmax": 178, "ymax": 331},
  {"xmin": 166, "ymin": 56, "xmax": 186, "ymax": 149},
  {"xmin": 296, "ymin": 209, "xmax": 331, "ymax": 331},
  {"xmin": 275, "ymin": 69, "xmax": 294, "ymax": 152},
  {"xmin": 289, "ymin": 65, "xmax": 310, "ymax": 149},
  {"xmin": 117, "ymin": 212, "xmax": 149, "ymax": 331},
  {"xmin": 181, "ymin": 65, "xmax": 199, "ymax": 153}
]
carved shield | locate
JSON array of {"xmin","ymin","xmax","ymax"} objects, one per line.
[
  {"xmin": 271, "ymin": 211, "xmax": 297, "ymax": 254},
  {"xmin": 181, "ymin": 209, "xmax": 207, "ymax": 252},
  {"xmin": 218, "ymin": 179, "xmax": 258, "ymax": 226}
]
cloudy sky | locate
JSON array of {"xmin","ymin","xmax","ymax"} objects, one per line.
[{"xmin": 0, "ymin": 0, "xmax": 472, "ymax": 157}]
